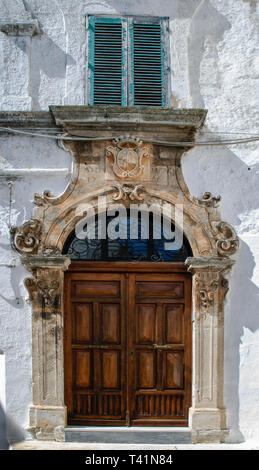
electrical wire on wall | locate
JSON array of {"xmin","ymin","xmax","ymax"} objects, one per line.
[{"xmin": 0, "ymin": 126, "xmax": 259, "ymax": 147}]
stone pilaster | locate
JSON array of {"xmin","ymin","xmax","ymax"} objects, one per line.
[
  {"xmin": 185, "ymin": 257, "xmax": 235, "ymax": 443},
  {"xmin": 22, "ymin": 255, "xmax": 71, "ymax": 441}
]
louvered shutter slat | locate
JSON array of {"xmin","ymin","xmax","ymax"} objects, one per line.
[
  {"xmin": 93, "ymin": 21, "xmax": 122, "ymax": 105},
  {"xmin": 133, "ymin": 23, "xmax": 163, "ymax": 106}
]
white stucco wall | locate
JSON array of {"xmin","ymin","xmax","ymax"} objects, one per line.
[{"xmin": 0, "ymin": 0, "xmax": 258, "ymax": 443}]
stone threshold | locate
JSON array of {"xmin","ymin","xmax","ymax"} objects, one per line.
[
  {"xmin": 11, "ymin": 441, "xmax": 258, "ymax": 451},
  {"xmin": 65, "ymin": 426, "xmax": 191, "ymax": 444}
]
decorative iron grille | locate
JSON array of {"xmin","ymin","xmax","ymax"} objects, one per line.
[{"xmin": 62, "ymin": 212, "xmax": 192, "ymax": 262}]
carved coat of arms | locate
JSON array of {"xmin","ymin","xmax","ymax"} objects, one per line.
[{"xmin": 106, "ymin": 138, "xmax": 150, "ymax": 180}]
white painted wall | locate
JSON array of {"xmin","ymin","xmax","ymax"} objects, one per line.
[
  {"xmin": 0, "ymin": 0, "xmax": 258, "ymax": 443},
  {"xmin": 0, "ymin": 350, "xmax": 5, "ymax": 410}
]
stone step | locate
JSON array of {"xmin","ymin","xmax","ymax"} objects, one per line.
[{"xmin": 65, "ymin": 427, "xmax": 191, "ymax": 444}]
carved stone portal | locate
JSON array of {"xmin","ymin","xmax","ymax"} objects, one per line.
[{"xmin": 10, "ymin": 107, "xmax": 238, "ymax": 443}]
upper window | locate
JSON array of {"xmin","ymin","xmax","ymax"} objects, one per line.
[{"xmin": 88, "ymin": 16, "xmax": 169, "ymax": 107}]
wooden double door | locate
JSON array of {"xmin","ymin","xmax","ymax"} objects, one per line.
[{"xmin": 64, "ymin": 263, "xmax": 192, "ymax": 426}]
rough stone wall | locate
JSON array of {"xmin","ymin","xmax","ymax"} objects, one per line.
[{"xmin": 0, "ymin": 0, "xmax": 258, "ymax": 443}]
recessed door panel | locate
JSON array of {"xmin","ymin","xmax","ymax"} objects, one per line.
[
  {"xmin": 136, "ymin": 351, "xmax": 156, "ymax": 389},
  {"xmin": 101, "ymin": 351, "xmax": 120, "ymax": 389},
  {"xmin": 101, "ymin": 304, "xmax": 120, "ymax": 344},
  {"xmin": 136, "ymin": 304, "xmax": 156, "ymax": 344},
  {"xmin": 72, "ymin": 303, "xmax": 93, "ymax": 343},
  {"xmin": 165, "ymin": 304, "xmax": 184, "ymax": 344},
  {"xmin": 73, "ymin": 350, "xmax": 92, "ymax": 388}
]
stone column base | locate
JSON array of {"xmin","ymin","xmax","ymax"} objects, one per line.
[
  {"xmin": 189, "ymin": 407, "xmax": 229, "ymax": 443},
  {"xmin": 28, "ymin": 405, "xmax": 67, "ymax": 441}
]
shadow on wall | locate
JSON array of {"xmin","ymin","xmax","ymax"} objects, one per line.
[
  {"xmin": 0, "ymin": 402, "xmax": 8, "ymax": 450},
  {"xmin": 29, "ymin": 35, "xmax": 76, "ymax": 110},
  {"xmin": 13, "ymin": 0, "xmax": 76, "ymax": 110},
  {"xmin": 225, "ymin": 239, "xmax": 259, "ymax": 443},
  {"xmin": 188, "ymin": 0, "xmax": 231, "ymax": 107},
  {"xmin": 0, "ymin": 260, "xmax": 28, "ymax": 309},
  {"xmin": 183, "ymin": 137, "xmax": 259, "ymax": 442},
  {"xmin": 103, "ymin": 0, "xmax": 201, "ymax": 16},
  {"xmin": 0, "ymin": 402, "xmax": 25, "ymax": 449}
]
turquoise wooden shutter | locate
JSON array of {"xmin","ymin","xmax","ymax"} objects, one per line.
[
  {"xmin": 89, "ymin": 17, "xmax": 126, "ymax": 106},
  {"xmin": 131, "ymin": 21, "xmax": 163, "ymax": 107}
]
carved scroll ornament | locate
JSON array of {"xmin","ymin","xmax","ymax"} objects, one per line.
[
  {"xmin": 34, "ymin": 190, "xmax": 54, "ymax": 207},
  {"xmin": 11, "ymin": 219, "xmax": 42, "ymax": 255},
  {"xmin": 211, "ymin": 221, "xmax": 239, "ymax": 257},
  {"xmin": 111, "ymin": 183, "xmax": 146, "ymax": 202},
  {"xmin": 195, "ymin": 192, "xmax": 221, "ymax": 208}
]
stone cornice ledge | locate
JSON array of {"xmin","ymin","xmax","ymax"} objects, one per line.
[
  {"xmin": 0, "ymin": 111, "xmax": 57, "ymax": 129},
  {"xmin": 185, "ymin": 257, "xmax": 235, "ymax": 273},
  {"xmin": 50, "ymin": 106, "xmax": 207, "ymax": 141},
  {"xmin": 0, "ymin": 20, "xmax": 41, "ymax": 36},
  {"xmin": 0, "ymin": 106, "xmax": 207, "ymax": 143},
  {"xmin": 50, "ymin": 106, "xmax": 207, "ymax": 127},
  {"xmin": 21, "ymin": 255, "xmax": 71, "ymax": 271}
]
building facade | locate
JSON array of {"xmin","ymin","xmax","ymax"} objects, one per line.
[{"xmin": 0, "ymin": 0, "xmax": 258, "ymax": 445}]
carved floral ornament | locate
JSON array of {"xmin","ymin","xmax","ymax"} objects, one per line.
[{"xmin": 106, "ymin": 137, "xmax": 149, "ymax": 179}]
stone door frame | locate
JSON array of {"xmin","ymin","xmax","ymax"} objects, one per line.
[
  {"xmin": 10, "ymin": 106, "xmax": 238, "ymax": 443},
  {"xmin": 14, "ymin": 214, "xmax": 235, "ymax": 444}
]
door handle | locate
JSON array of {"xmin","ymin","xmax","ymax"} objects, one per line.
[{"xmin": 153, "ymin": 344, "xmax": 172, "ymax": 350}]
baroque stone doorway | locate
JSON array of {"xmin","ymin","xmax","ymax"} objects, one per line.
[
  {"xmin": 64, "ymin": 262, "xmax": 192, "ymax": 427},
  {"xmin": 10, "ymin": 106, "xmax": 238, "ymax": 443}
]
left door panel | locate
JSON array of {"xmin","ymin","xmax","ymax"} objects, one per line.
[{"xmin": 64, "ymin": 272, "xmax": 127, "ymax": 425}]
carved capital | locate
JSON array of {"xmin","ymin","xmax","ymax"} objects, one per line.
[
  {"xmin": 186, "ymin": 257, "xmax": 234, "ymax": 321},
  {"xmin": 37, "ymin": 279, "xmax": 60, "ymax": 309},
  {"xmin": 185, "ymin": 256, "xmax": 235, "ymax": 274},
  {"xmin": 11, "ymin": 219, "xmax": 42, "ymax": 255},
  {"xmin": 24, "ymin": 276, "xmax": 60, "ymax": 311},
  {"xmin": 211, "ymin": 221, "xmax": 239, "ymax": 257},
  {"xmin": 194, "ymin": 273, "xmax": 219, "ymax": 309}
]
